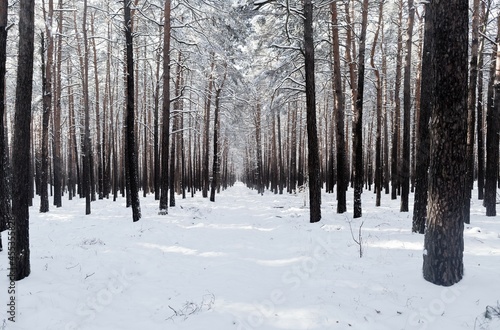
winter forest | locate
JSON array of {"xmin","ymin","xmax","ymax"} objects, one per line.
[{"xmin": 1, "ymin": 0, "xmax": 500, "ymax": 329}]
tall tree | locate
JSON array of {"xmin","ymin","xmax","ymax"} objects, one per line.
[
  {"xmin": 401, "ymin": 0, "xmax": 415, "ymax": 212},
  {"xmin": 422, "ymin": 0, "xmax": 468, "ymax": 286},
  {"xmin": 463, "ymin": 0, "xmax": 481, "ymax": 223},
  {"xmin": 303, "ymin": 0, "xmax": 321, "ymax": 223},
  {"xmin": 11, "ymin": 0, "xmax": 35, "ymax": 281},
  {"xmin": 82, "ymin": 0, "xmax": 92, "ymax": 215},
  {"xmin": 484, "ymin": 16, "xmax": 500, "ymax": 217},
  {"xmin": 0, "ymin": 0, "xmax": 10, "ymax": 247},
  {"xmin": 124, "ymin": 0, "xmax": 141, "ymax": 222},
  {"xmin": 412, "ymin": 2, "xmax": 434, "ymax": 234},
  {"xmin": 353, "ymin": 0, "xmax": 369, "ymax": 218},
  {"xmin": 210, "ymin": 67, "xmax": 227, "ymax": 202},
  {"xmin": 40, "ymin": 0, "xmax": 54, "ymax": 213},
  {"xmin": 392, "ymin": 0, "xmax": 403, "ymax": 200},
  {"xmin": 159, "ymin": 0, "xmax": 171, "ymax": 215},
  {"xmin": 52, "ymin": 0, "xmax": 62, "ymax": 208},
  {"xmin": 330, "ymin": 1, "xmax": 346, "ymax": 213},
  {"xmin": 370, "ymin": 0, "xmax": 384, "ymax": 207}
]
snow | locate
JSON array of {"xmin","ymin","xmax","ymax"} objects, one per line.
[{"xmin": 1, "ymin": 183, "xmax": 500, "ymax": 330}]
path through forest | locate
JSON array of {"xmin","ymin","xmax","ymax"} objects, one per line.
[{"xmin": 1, "ymin": 183, "xmax": 500, "ymax": 329}]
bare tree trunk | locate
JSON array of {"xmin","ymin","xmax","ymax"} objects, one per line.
[
  {"xmin": 81, "ymin": 0, "xmax": 91, "ymax": 215},
  {"xmin": 353, "ymin": 0, "xmax": 369, "ymax": 218},
  {"xmin": 304, "ymin": 0, "xmax": 321, "ymax": 223},
  {"xmin": 124, "ymin": 0, "xmax": 141, "ymax": 222},
  {"xmin": 401, "ymin": 0, "xmax": 415, "ymax": 212},
  {"xmin": 331, "ymin": 1, "xmax": 346, "ymax": 213},
  {"xmin": 463, "ymin": 0, "xmax": 481, "ymax": 223},
  {"xmin": 40, "ymin": 0, "xmax": 53, "ymax": 213},
  {"xmin": 11, "ymin": 0, "xmax": 35, "ymax": 281},
  {"xmin": 484, "ymin": 16, "xmax": 500, "ymax": 217},
  {"xmin": 412, "ymin": 2, "xmax": 434, "ymax": 234},
  {"xmin": 370, "ymin": 0, "xmax": 383, "ymax": 207},
  {"xmin": 159, "ymin": 0, "xmax": 171, "ymax": 214},
  {"xmin": 202, "ymin": 56, "xmax": 215, "ymax": 198},
  {"xmin": 477, "ymin": 0, "xmax": 490, "ymax": 200},
  {"xmin": 210, "ymin": 70, "xmax": 226, "ymax": 202},
  {"xmin": 52, "ymin": 0, "xmax": 62, "ymax": 208},
  {"xmin": 392, "ymin": 0, "xmax": 403, "ymax": 200},
  {"xmin": 91, "ymin": 13, "xmax": 103, "ymax": 200},
  {"xmin": 423, "ymin": 0, "xmax": 468, "ymax": 287},
  {"xmin": 0, "ymin": 0, "xmax": 10, "ymax": 237}
]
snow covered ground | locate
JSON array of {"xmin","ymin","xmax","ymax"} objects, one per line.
[{"xmin": 1, "ymin": 182, "xmax": 500, "ymax": 330}]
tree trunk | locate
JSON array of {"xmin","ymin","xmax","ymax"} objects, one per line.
[
  {"xmin": 484, "ymin": 16, "xmax": 500, "ymax": 217},
  {"xmin": 52, "ymin": 0, "xmax": 62, "ymax": 208},
  {"xmin": 423, "ymin": 0, "xmax": 468, "ymax": 286},
  {"xmin": 353, "ymin": 0, "xmax": 369, "ymax": 218},
  {"xmin": 159, "ymin": 0, "xmax": 171, "ymax": 214},
  {"xmin": 463, "ymin": 0, "xmax": 481, "ymax": 223},
  {"xmin": 392, "ymin": 0, "xmax": 403, "ymax": 200},
  {"xmin": 0, "ymin": 0, "xmax": 11, "ymax": 235},
  {"xmin": 124, "ymin": 0, "xmax": 141, "ymax": 221},
  {"xmin": 370, "ymin": 0, "xmax": 383, "ymax": 207},
  {"xmin": 477, "ymin": 0, "xmax": 489, "ymax": 201},
  {"xmin": 11, "ymin": 0, "xmax": 35, "ymax": 281},
  {"xmin": 40, "ymin": 0, "xmax": 53, "ymax": 213},
  {"xmin": 81, "ymin": 0, "xmax": 91, "ymax": 215},
  {"xmin": 210, "ymin": 74, "xmax": 226, "ymax": 202},
  {"xmin": 331, "ymin": 1, "xmax": 346, "ymax": 214},
  {"xmin": 401, "ymin": 0, "xmax": 415, "ymax": 212},
  {"xmin": 303, "ymin": 0, "xmax": 322, "ymax": 223},
  {"xmin": 412, "ymin": 3, "xmax": 434, "ymax": 234}
]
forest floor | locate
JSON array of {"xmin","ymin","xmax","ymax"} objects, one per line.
[{"xmin": 1, "ymin": 182, "xmax": 500, "ymax": 330}]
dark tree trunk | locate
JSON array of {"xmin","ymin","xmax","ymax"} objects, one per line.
[
  {"xmin": 484, "ymin": 17, "xmax": 500, "ymax": 217},
  {"xmin": 11, "ymin": 0, "xmax": 35, "ymax": 281},
  {"xmin": 52, "ymin": 0, "xmax": 62, "ymax": 208},
  {"xmin": 304, "ymin": 0, "xmax": 321, "ymax": 222},
  {"xmin": 331, "ymin": 1, "xmax": 346, "ymax": 213},
  {"xmin": 463, "ymin": 0, "xmax": 481, "ymax": 223},
  {"xmin": 353, "ymin": 0, "xmax": 369, "ymax": 218},
  {"xmin": 392, "ymin": 0, "xmax": 403, "ymax": 200},
  {"xmin": 412, "ymin": 2, "xmax": 434, "ymax": 234},
  {"xmin": 401, "ymin": 0, "xmax": 415, "ymax": 212},
  {"xmin": 154, "ymin": 39, "xmax": 161, "ymax": 200},
  {"xmin": 82, "ymin": 0, "xmax": 91, "ymax": 215},
  {"xmin": 0, "ymin": 0, "xmax": 11, "ymax": 235},
  {"xmin": 423, "ymin": 0, "xmax": 468, "ymax": 286},
  {"xmin": 124, "ymin": 0, "xmax": 141, "ymax": 222},
  {"xmin": 40, "ymin": 29, "xmax": 50, "ymax": 213},
  {"xmin": 370, "ymin": 0, "xmax": 383, "ymax": 207},
  {"xmin": 159, "ymin": 0, "xmax": 171, "ymax": 214},
  {"xmin": 477, "ymin": 0, "xmax": 489, "ymax": 201}
]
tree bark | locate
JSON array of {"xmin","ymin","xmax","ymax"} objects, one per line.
[
  {"xmin": 484, "ymin": 16, "xmax": 500, "ymax": 217},
  {"xmin": 412, "ymin": 3, "xmax": 434, "ymax": 234},
  {"xmin": 331, "ymin": 1, "xmax": 346, "ymax": 213},
  {"xmin": 392, "ymin": 0, "xmax": 403, "ymax": 200},
  {"xmin": 401, "ymin": 0, "xmax": 415, "ymax": 212},
  {"xmin": 159, "ymin": 0, "xmax": 171, "ymax": 214},
  {"xmin": 11, "ymin": 0, "xmax": 35, "ymax": 281},
  {"xmin": 353, "ymin": 0, "xmax": 369, "ymax": 218},
  {"xmin": 0, "ymin": 0, "xmax": 10, "ymax": 235},
  {"xmin": 423, "ymin": 0, "xmax": 468, "ymax": 286},
  {"xmin": 303, "ymin": 0, "xmax": 321, "ymax": 222},
  {"xmin": 124, "ymin": 0, "xmax": 141, "ymax": 222},
  {"xmin": 370, "ymin": 0, "xmax": 383, "ymax": 207}
]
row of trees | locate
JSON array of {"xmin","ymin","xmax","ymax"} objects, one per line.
[{"xmin": 0, "ymin": 0, "xmax": 496, "ymax": 287}]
